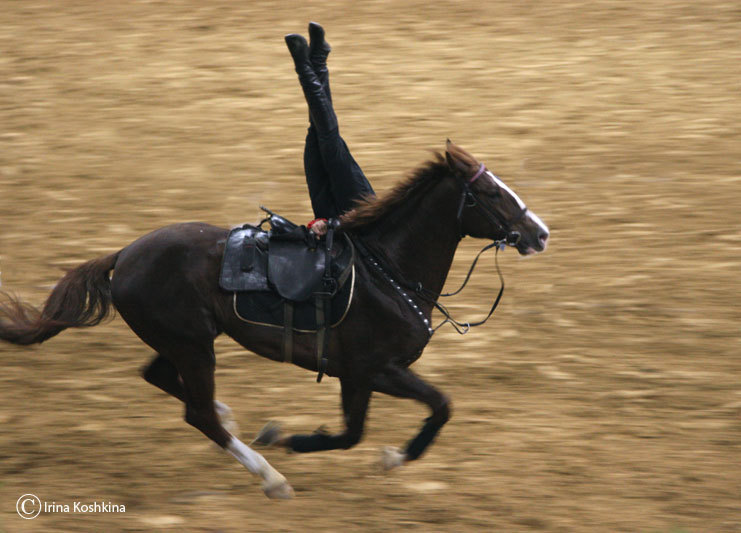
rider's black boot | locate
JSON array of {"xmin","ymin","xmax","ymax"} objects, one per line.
[
  {"xmin": 308, "ymin": 22, "xmax": 332, "ymax": 102},
  {"xmin": 285, "ymin": 33, "xmax": 337, "ymax": 135}
]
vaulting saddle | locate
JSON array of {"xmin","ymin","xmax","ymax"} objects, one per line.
[{"xmin": 219, "ymin": 208, "xmax": 355, "ymax": 381}]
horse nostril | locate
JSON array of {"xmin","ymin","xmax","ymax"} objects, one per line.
[{"xmin": 538, "ymin": 231, "xmax": 549, "ymax": 247}]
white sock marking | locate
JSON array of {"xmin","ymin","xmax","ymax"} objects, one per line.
[
  {"xmin": 214, "ymin": 400, "xmax": 231, "ymax": 418},
  {"xmin": 226, "ymin": 437, "xmax": 285, "ymax": 489},
  {"xmin": 214, "ymin": 400, "xmax": 239, "ymax": 436}
]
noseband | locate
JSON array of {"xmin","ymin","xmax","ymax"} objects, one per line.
[{"xmin": 457, "ymin": 163, "xmax": 528, "ymax": 247}]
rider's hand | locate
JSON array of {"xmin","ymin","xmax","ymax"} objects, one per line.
[{"xmin": 308, "ymin": 219, "xmax": 328, "ymax": 236}]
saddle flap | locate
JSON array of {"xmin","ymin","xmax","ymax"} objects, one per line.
[
  {"xmin": 268, "ymin": 238, "xmax": 326, "ymax": 302},
  {"xmin": 219, "ymin": 225, "xmax": 270, "ymax": 292}
]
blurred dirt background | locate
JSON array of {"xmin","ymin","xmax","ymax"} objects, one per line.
[{"xmin": 1, "ymin": 1, "xmax": 740, "ymax": 531}]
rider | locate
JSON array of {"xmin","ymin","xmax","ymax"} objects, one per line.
[{"xmin": 285, "ymin": 23, "xmax": 375, "ymax": 235}]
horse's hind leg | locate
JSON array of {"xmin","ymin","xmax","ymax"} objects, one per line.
[
  {"xmin": 370, "ymin": 365, "xmax": 451, "ymax": 470},
  {"xmin": 142, "ymin": 354, "xmax": 184, "ymax": 401},
  {"xmin": 173, "ymin": 345, "xmax": 293, "ymax": 499},
  {"xmin": 144, "ymin": 344, "xmax": 292, "ymax": 499},
  {"xmin": 264, "ymin": 377, "xmax": 371, "ymax": 453},
  {"xmin": 141, "ymin": 353, "xmax": 237, "ymax": 433}
]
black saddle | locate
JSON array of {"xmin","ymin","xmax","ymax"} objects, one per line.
[
  {"xmin": 219, "ymin": 216, "xmax": 353, "ymax": 302},
  {"xmin": 219, "ymin": 208, "xmax": 355, "ymax": 382}
]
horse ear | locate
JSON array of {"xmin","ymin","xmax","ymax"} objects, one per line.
[{"xmin": 445, "ymin": 139, "xmax": 479, "ymax": 176}]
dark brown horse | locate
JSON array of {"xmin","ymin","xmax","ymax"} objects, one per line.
[{"xmin": 0, "ymin": 141, "xmax": 548, "ymax": 499}]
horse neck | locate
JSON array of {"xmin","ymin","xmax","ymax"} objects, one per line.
[{"xmin": 365, "ymin": 178, "xmax": 462, "ymax": 300}]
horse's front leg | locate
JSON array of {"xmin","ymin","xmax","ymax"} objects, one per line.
[
  {"xmin": 371, "ymin": 364, "xmax": 451, "ymax": 470},
  {"xmin": 256, "ymin": 377, "xmax": 371, "ymax": 452}
]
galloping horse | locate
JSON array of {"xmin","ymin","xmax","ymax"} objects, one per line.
[{"xmin": 0, "ymin": 141, "xmax": 549, "ymax": 499}]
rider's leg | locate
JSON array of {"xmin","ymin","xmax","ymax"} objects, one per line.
[
  {"xmin": 306, "ymin": 23, "xmax": 375, "ymax": 211},
  {"xmin": 304, "ymin": 126, "xmax": 340, "ymax": 219},
  {"xmin": 316, "ymin": 134, "xmax": 375, "ymax": 215},
  {"xmin": 287, "ymin": 31, "xmax": 375, "ymax": 216},
  {"xmin": 288, "ymin": 32, "xmax": 341, "ymax": 218}
]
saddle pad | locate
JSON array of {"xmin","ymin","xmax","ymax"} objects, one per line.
[
  {"xmin": 219, "ymin": 225, "xmax": 269, "ymax": 292},
  {"xmin": 233, "ymin": 266, "xmax": 355, "ymax": 332}
]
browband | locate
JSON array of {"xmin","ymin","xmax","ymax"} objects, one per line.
[{"xmin": 469, "ymin": 163, "xmax": 486, "ymax": 183}]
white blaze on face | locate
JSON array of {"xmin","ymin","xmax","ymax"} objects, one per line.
[
  {"xmin": 485, "ymin": 171, "xmax": 526, "ymax": 210},
  {"xmin": 526, "ymin": 210, "xmax": 549, "ymax": 232},
  {"xmin": 484, "ymin": 170, "xmax": 550, "ymax": 238}
]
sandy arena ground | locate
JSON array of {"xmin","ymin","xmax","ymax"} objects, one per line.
[{"xmin": 1, "ymin": 1, "xmax": 740, "ymax": 531}]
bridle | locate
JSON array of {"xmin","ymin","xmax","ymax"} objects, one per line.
[
  {"xmin": 457, "ymin": 163, "xmax": 529, "ymax": 248},
  {"xmin": 354, "ymin": 161, "xmax": 530, "ymax": 336}
]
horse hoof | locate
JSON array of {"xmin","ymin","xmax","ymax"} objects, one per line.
[
  {"xmin": 263, "ymin": 480, "xmax": 294, "ymax": 500},
  {"xmin": 380, "ymin": 446, "xmax": 407, "ymax": 471},
  {"xmin": 251, "ymin": 421, "xmax": 282, "ymax": 447}
]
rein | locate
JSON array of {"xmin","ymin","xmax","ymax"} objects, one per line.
[
  {"xmin": 427, "ymin": 163, "xmax": 530, "ymax": 333},
  {"xmin": 354, "ymin": 235, "xmax": 506, "ymax": 336},
  {"xmin": 352, "ymin": 162, "xmax": 527, "ymax": 336},
  {"xmin": 427, "ymin": 241, "xmax": 505, "ymax": 334}
]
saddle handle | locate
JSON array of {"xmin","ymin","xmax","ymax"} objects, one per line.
[{"xmin": 259, "ymin": 206, "xmax": 298, "ymax": 234}]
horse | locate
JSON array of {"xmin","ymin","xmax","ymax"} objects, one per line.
[{"xmin": 0, "ymin": 141, "xmax": 549, "ymax": 499}]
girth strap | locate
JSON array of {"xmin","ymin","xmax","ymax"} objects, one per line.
[
  {"xmin": 314, "ymin": 220, "xmax": 339, "ymax": 382},
  {"xmin": 282, "ymin": 302, "xmax": 294, "ymax": 363},
  {"xmin": 315, "ymin": 296, "xmax": 329, "ymax": 382}
]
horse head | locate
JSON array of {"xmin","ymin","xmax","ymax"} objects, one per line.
[{"xmin": 445, "ymin": 141, "xmax": 549, "ymax": 255}]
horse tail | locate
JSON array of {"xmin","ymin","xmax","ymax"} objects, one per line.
[{"xmin": 0, "ymin": 251, "xmax": 120, "ymax": 345}]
